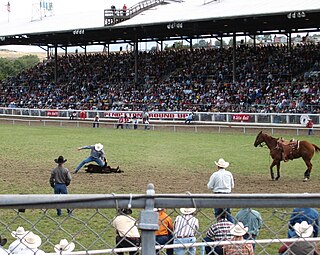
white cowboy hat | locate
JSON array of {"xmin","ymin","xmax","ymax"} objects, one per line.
[
  {"xmin": 22, "ymin": 232, "xmax": 42, "ymax": 249},
  {"xmin": 293, "ymin": 221, "xmax": 313, "ymax": 237},
  {"xmin": 54, "ymin": 239, "xmax": 75, "ymax": 253},
  {"xmin": 94, "ymin": 143, "xmax": 103, "ymax": 151},
  {"xmin": 214, "ymin": 158, "xmax": 230, "ymax": 168},
  {"xmin": 11, "ymin": 226, "xmax": 28, "ymax": 239},
  {"xmin": 180, "ymin": 208, "xmax": 196, "ymax": 215},
  {"xmin": 230, "ymin": 222, "xmax": 248, "ymax": 236}
]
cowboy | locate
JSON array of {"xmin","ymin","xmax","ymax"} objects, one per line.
[
  {"xmin": 74, "ymin": 143, "xmax": 106, "ymax": 173},
  {"xmin": 207, "ymin": 158, "xmax": 235, "ymax": 223},
  {"xmin": 54, "ymin": 239, "xmax": 75, "ymax": 254},
  {"xmin": 9, "ymin": 226, "xmax": 29, "ymax": 254},
  {"xmin": 20, "ymin": 232, "xmax": 45, "ymax": 255},
  {"xmin": 0, "ymin": 235, "xmax": 7, "ymax": 254},
  {"xmin": 306, "ymin": 118, "xmax": 314, "ymax": 135},
  {"xmin": 50, "ymin": 156, "xmax": 72, "ymax": 216},
  {"xmin": 223, "ymin": 222, "xmax": 254, "ymax": 255},
  {"xmin": 155, "ymin": 208, "xmax": 173, "ymax": 255}
]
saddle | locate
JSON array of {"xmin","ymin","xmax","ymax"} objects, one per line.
[{"xmin": 277, "ymin": 138, "xmax": 299, "ymax": 162}]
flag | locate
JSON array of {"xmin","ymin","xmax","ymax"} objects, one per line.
[{"xmin": 6, "ymin": 1, "xmax": 10, "ymax": 12}]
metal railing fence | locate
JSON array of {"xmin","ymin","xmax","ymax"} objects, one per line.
[{"xmin": 1, "ymin": 184, "xmax": 320, "ymax": 255}]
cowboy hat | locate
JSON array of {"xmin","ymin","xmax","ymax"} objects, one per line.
[
  {"xmin": 180, "ymin": 208, "xmax": 196, "ymax": 215},
  {"xmin": 54, "ymin": 156, "xmax": 67, "ymax": 164},
  {"xmin": 94, "ymin": 143, "xmax": 104, "ymax": 151},
  {"xmin": 22, "ymin": 232, "xmax": 42, "ymax": 249},
  {"xmin": 11, "ymin": 226, "xmax": 28, "ymax": 239},
  {"xmin": 0, "ymin": 236, "xmax": 7, "ymax": 246},
  {"xmin": 293, "ymin": 221, "xmax": 313, "ymax": 237},
  {"xmin": 54, "ymin": 239, "xmax": 75, "ymax": 253},
  {"xmin": 214, "ymin": 158, "xmax": 230, "ymax": 168},
  {"xmin": 230, "ymin": 222, "xmax": 248, "ymax": 236},
  {"xmin": 118, "ymin": 208, "xmax": 132, "ymax": 215}
]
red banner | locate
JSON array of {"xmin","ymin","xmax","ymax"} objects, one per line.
[
  {"xmin": 47, "ymin": 110, "xmax": 58, "ymax": 117},
  {"xmin": 232, "ymin": 114, "xmax": 250, "ymax": 122}
]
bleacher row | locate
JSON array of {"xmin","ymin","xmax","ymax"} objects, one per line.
[{"xmin": 0, "ymin": 43, "xmax": 319, "ymax": 113}]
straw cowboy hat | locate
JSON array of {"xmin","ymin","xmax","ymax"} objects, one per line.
[
  {"xmin": 180, "ymin": 208, "xmax": 196, "ymax": 215},
  {"xmin": 293, "ymin": 221, "xmax": 313, "ymax": 237},
  {"xmin": 22, "ymin": 232, "xmax": 42, "ymax": 249},
  {"xmin": 230, "ymin": 222, "xmax": 248, "ymax": 236},
  {"xmin": 0, "ymin": 235, "xmax": 7, "ymax": 246},
  {"xmin": 214, "ymin": 158, "xmax": 230, "ymax": 168},
  {"xmin": 54, "ymin": 156, "xmax": 67, "ymax": 164},
  {"xmin": 54, "ymin": 239, "xmax": 75, "ymax": 253},
  {"xmin": 94, "ymin": 143, "xmax": 104, "ymax": 151},
  {"xmin": 11, "ymin": 226, "xmax": 28, "ymax": 239}
]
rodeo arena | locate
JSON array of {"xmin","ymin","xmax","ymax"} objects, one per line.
[{"xmin": 1, "ymin": 0, "xmax": 320, "ymax": 254}]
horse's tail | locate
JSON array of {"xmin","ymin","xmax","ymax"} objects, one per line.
[{"xmin": 312, "ymin": 144, "xmax": 320, "ymax": 152}]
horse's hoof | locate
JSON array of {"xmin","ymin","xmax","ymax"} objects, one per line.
[
  {"xmin": 275, "ymin": 177, "xmax": 280, "ymax": 181},
  {"xmin": 303, "ymin": 178, "xmax": 309, "ymax": 182}
]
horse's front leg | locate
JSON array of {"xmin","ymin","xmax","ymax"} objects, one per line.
[
  {"xmin": 275, "ymin": 161, "xmax": 281, "ymax": 180},
  {"xmin": 303, "ymin": 160, "xmax": 312, "ymax": 182},
  {"xmin": 270, "ymin": 160, "xmax": 278, "ymax": 180}
]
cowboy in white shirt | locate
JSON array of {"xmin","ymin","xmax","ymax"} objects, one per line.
[
  {"xmin": 54, "ymin": 239, "xmax": 75, "ymax": 254},
  {"xmin": 9, "ymin": 227, "xmax": 29, "ymax": 254},
  {"xmin": 0, "ymin": 235, "xmax": 8, "ymax": 255},
  {"xmin": 19, "ymin": 232, "xmax": 45, "ymax": 255}
]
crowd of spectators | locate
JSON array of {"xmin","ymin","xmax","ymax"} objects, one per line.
[{"xmin": 0, "ymin": 43, "xmax": 320, "ymax": 113}]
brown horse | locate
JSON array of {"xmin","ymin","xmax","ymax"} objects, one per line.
[{"xmin": 254, "ymin": 131, "xmax": 320, "ymax": 181}]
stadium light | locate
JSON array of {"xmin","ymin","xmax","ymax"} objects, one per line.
[
  {"xmin": 166, "ymin": 22, "xmax": 183, "ymax": 30},
  {"xmin": 287, "ymin": 11, "xmax": 306, "ymax": 19}
]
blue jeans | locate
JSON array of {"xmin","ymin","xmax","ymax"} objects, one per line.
[
  {"xmin": 214, "ymin": 208, "xmax": 235, "ymax": 223},
  {"xmin": 156, "ymin": 234, "xmax": 173, "ymax": 255},
  {"xmin": 203, "ymin": 237, "xmax": 223, "ymax": 255},
  {"xmin": 75, "ymin": 156, "xmax": 105, "ymax": 172},
  {"xmin": 54, "ymin": 184, "xmax": 71, "ymax": 216},
  {"xmin": 174, "ymin": 237, "xmax": 196, "ymax": 255}
]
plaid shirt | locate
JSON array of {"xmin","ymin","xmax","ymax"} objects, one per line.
[
  {"xmin": 223, "ymin": 236, "xmax": 254, "ymax": 255},
  {"xmin": 207, "ymin": 218, "xmax": 234, "ymax": 241}
]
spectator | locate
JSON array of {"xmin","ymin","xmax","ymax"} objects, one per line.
[
  {"xmin": 74, "ymin": 143, "xmax": 106, "ymax": 174},
  {"xmin": 235, "ymin": 208, "xmax": 263, "ymax": 250},
  {"xmin": 144, "ymin": 119, "xmax": 150, "ymax": 130},
  {"xmin": 122, "ymin": 4, "xmax": 127, "ymax": 16},
  {"xmin": 279, "ymin": 221, "xmax": 318, "ymax": 255},
  {"xmin": 111, "ymin": 5, "xmax": 116, "ymax": 15},
  {"xmin": 54, "ymin": 239, "xmax": 75, "ymax": 254},
  {"xmin": 203, "ymin": 208, "xmax": 234, "ymax": 255},
  {"xmin": 154, "ymin": 208, "xmax": 173, "ymax": 255},
  {"xmin": 69, "ymin": 111, "xmax": 77, "ymax": 120},
  {"xmin": 132, "ymin": 116, "xmax": 138, "ymax": 129},
  {"xmin": 207, "ymin": 158, "xmax": 235, "ymax": 223},
  {"xmin": 124, "ymin": 113, "xmax": 131, "ymax": 129},
  {"xmin": 9, "ymin": 227, "xmax": 29, "ymax": 254},
  {"xmin": 306, "ymin": 118, "xmax": 314, "ymax": 135},
  {"xmin": 20, "ymin": 232, "xmax": 45, "ymax": 255},
  {"xmin": 223, "ymin": 222, "xmax": 254, "ymax": 255},
  {"xmin": 288, "ymin": 208, "xmax": 319, "ymax": 238},
  {"xmin": 112, "ymin": 208, "xmax": 140, "ymax": 255},
  {"xmin": 93, "ymin": 114, "xmax": 100, "ymax": 128},
  {"xmin": 117, "ymin": 115, "xmax": 125, "ymax": 129},
  {"xmin": 49, "ymin": 156, "xmax": 72, "ymax": 216},
  {"xmin": 142, "ymin": 110, "xmax": 149, "ymax": 124},
  {"xmin": 173, "ymin": 208, "xmax": 199, "ymax": 255},
  {"xmin": 0, "ymin": 235, "xmax": 8, "ymax": 255},
  {"xmin": 185, "ymin": 112, "xmax": 193, "ymax": 124}
]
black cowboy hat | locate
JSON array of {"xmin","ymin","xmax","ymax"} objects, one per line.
[
  {"xmin": 118, "ymin": 208, "xmax": 132, "ymax": 215},
  {"xmin": 54, "ymin": 156, "xmax": 67, "ymax": 164},
  {"xmin": 0, "ymin": 235, "xmax": 7, "ymax": 246}
]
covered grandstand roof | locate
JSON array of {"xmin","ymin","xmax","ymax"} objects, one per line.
[{"xmin": 0, "ymin": 0, "xmax": 320, "ymax": 48}]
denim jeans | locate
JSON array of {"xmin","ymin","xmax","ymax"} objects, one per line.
[
  {"xmin": 203, "ymin": 237, "xmax": 223, "ymax": 255},
  {"xmin": 75, "ymin": 156, "xmax": 105, "ymax": 172},
  {"xmin": 54, "ymin": 183, "xmax": 71, "ymax": 216},
  {"xmin": 156, "ymin": 234, "xmax": 173, "ymax": 255},
  {"xmin": 174, "ymin": 237, "xmax": 196, "ymax": 255}
]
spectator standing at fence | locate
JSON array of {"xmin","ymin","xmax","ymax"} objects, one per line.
[
  {"xmin": 117, "ymin": 115, "xmax": 125, "ymax": 129},
  {"xmin": 306, "ymin": 118, "xmax": 314, "ymax": 135},
  {"xmin": 132, "ymin": 116, "xmax": 138, "ymax": 129},
  {"xmin": 288, "ymin": 207, "xmax": 319, "ymax": 238},
  {"xmin": 203, "ymin": 208, "xmax": 234, "ymax": 255},
  {"xmin": 124, "ymin": 113, "xmax": 131, "ymax": 129},
  {"xmin": 111, "ymin": 5, "xmax": 116, "ymax": 15},
  {"xmin": 142, "ymin": 110, "xmax": 149, "ymax": 124},
  {"xmin": 185, "ymin": 112, "xmax": 193, "ymax": 124},
  {"xmin": 207, "ymin": 158, "xmax": 235, "ymax": 223},
  {"xmin": 9, "ymin": 227, "xmax": 29, "ymax": 254},
  {"xmin": 54, "ymin": 239, "xmax": 75, "ymax": 254},
  {"xmin": 92, "ymin": 114, "xmax": 100, "ymax": 128},
  {"xmin": 223, "ymin": 222, "xmax": 254, "ymax": 255},
  {"xmin": 173, "ymin": 208, "xmax": 199, "ymax": 255},
  {"xmin": 20, "ymin": 232, "xmax": 45, "ymax": 255},
  {"xmin": 0, "ymin": 236, "xmax": 8, "ymax": 255},
  {"xmin": 74, "ymin": 143, "xmax": 106, "ymax": 173},
  {"xmin": 155, "ymin": 208, "xmax": 174, "ymax": 255},
  {"xmin": 235, "ymin": 208, "xmax": 263, "ymax": 249},
  {"xmin": 112, "ymin": 208, "xmax": 140, "ymax": 255},
  {"xmin": 49, "ymin": 156, "xmax": 72, "ymax": 216},
  {"xmin": 144, "ymin": 119, "xmax": 150, "ymax": 130},
  {"xmin": 122, "ymin": 4, "xmax": 127, "ymax": 16},
  {"xmin": 279, "ymin": 221, "xmax": 318, "ymax": 255}
]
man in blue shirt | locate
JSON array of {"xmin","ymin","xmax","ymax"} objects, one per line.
[
  {"xmin": 74, "ymin": 143, "xmax": 106, "ymax": 174},
  {"xmin": 288, "ymin": 207, "xmax": 319, "ymax": 238}
]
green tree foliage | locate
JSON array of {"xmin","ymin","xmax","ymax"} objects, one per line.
[{"xmin": 0, "ymin": 55, "xmax": 40, "ymax": 81}]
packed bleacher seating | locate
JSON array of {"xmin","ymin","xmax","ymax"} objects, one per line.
[{"xmin": 0, "ymin": 43, "xmax": 319, "ymax": 113}]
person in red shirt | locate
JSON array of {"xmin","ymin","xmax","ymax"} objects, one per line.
[
  {"xmin": 306, "ymin": 118, "xmax": 314, "ymax": 135},
  {"xmin": 122, "ymin": 4, "xmax": 127, "ymax": 16}
]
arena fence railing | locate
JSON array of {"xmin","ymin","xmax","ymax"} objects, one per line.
[{"xmin": 1, "ymin": 183, "xmax": 320, "ymax": 255}]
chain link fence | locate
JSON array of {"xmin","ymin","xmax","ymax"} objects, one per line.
[{"xmin": 1, "ymin": 184, "xmax": 320, "ymax": 255}]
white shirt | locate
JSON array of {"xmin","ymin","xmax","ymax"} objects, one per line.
[
  {"xmin": 9, "ymin": 239, "xmax": 26, "ymax": 254},
  {"xmin": 207, "ymin": 168, "xmax": 234, "ymax": 193},
  {"xmin": 17, "ymin": 248, "xmax": 45, "ymax": 255},
  {"xmin": 0, "ymin": 247, "xmax": 9, "ymax": 255},
  {"xmin": 112, "ymin": 215, "xmax": 140, "ymax": 238}
]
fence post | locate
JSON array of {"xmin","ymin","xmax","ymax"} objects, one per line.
[{"xmin": 138, "ymin": 183, "xmax": 158, "ymax": 255}]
